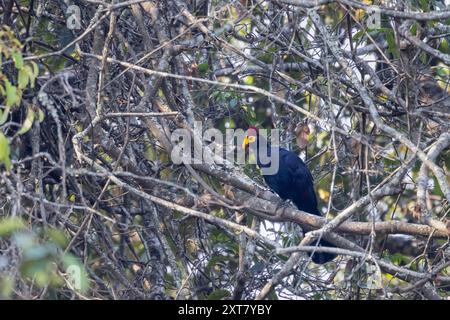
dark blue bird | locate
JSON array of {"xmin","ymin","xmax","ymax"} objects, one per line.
[{"xmin": 242, "ymin": 126, "xmax": 336, "ymax": 264}]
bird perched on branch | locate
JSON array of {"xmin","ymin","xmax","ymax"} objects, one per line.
[{"xmin": 242, "ymin": 126, "xmax": 336, "ymax": 264}]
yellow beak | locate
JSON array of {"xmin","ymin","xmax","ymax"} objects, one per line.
[{"xmin": 242, "ymin": 136, "xmax": 249, "ymax": 149}]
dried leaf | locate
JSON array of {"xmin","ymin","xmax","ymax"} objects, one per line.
[{"xmin": 295, "ymin": 123, "xmax": 310, "ymax": 149}]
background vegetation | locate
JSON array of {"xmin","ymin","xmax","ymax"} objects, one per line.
[{"xmin": 0, "ymin": 0, "xmax": 449, "ymax": 299}]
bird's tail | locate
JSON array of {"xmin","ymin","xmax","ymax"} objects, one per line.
[{"xmin": 309, "ymin": 239, "xmax": 336, "ymax": 264}]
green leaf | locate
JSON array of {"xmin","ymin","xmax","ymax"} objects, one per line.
[
  {"xmin": 419, "ymin": 0, "xmax": 428, "ymax": 11},
  {"xmin": 18, "ymin": 68, "xmax": 29, "ymax": 89},
  {"xmin": 410, "ymin": 23, "xmax": 418, "ymax": 36},
  {"xmin": 144, "ymin": 143, "xmax": 157, "ymax": 161},
  {"xmin": 386, "ymin": 30, "xmax": 399, "ymax": 59},
  {"xmin": 38, "ymin": 108, "xmax": 45, "ymax": 122},
  {"xmin": 0, "ymin": 276, "xmax": 14, "ymax": 298},
  {"xmin": 21, "ymin": 255, "xmax": 56, "ymax": 287},
  {"xmin": 5, "ymin": 80, "xmax": 19, "ymax": 107},
  {"xmin": 440, "ymin": 38, "xmax": 449, "ymax": 54},
  {"xmin": 11, "ymin": 50, "xmax": 23, "ymax": 69},
  {"xmin": 198, "ymin": 63, "xmax": 209, "ymax": 73},
  {"xmin": 0, "ymin": 217, "xmax": 25, "ymax": 237},
  {"xmin": 46, "ymin": 228, "xmax": 69, "ymax": 248},
  {"xmin": 0, "ymin": 132, "xmax": 11, "ymax": 171},
  {"xmin": 207, "ymin": 289, "xmax": 230, "ymax": 300},
  {"xmin": 24, "ymin": 64, "xmax": 37, "ymax": 88},
  {"xmin": 31, "ymin": 61, "xmax": 39, "ymax": 78},
  {"xmin": 206, "ymin": 254, "xmax": 228, "ymax": 271},
  {"xmin": 352, "ymin": 30, "xmax": 365, "ymax": 41},
  {"xmin": 0, "ymin": 106, "xmax": 10, "ymax": 125},
  {"xmin": 16, "ymin": 107, "xmax": 35, "ymax": 135}
]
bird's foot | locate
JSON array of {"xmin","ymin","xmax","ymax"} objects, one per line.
[{"xmin": 274, "ymin": 200, "xmax": 291, "ymax": 218}]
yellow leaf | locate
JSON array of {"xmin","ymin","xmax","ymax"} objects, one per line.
[
  {"xmin": 318, "ymin": 188, "xmax": 330, "ymax": 201},
  {"xmin": 378, "ymin": 94, "xmax": 388, "ymax": 102},
  {"xmin": 17, "ymin": 106, "xmax": 35, "ymax": 135},
  {"xmin": 243, "ymin": 76, "xmax": 253, "ymax": 85}
]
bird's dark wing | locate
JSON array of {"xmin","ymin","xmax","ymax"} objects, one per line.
[
  {"xmin": 262, "ymin": 147, "xmax": 335, "ymax": 263},
  {"xmin": 261, "ymin": 147, "xmax": 293, "ymax": 200},
  {"xmin": 271, "ymin": 148, "xmax": 320, "ymax": 216}
]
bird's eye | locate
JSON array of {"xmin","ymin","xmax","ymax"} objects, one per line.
[{"xmin": 248, "ymin": 136, "xmax": 256, "ymax": 143}]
